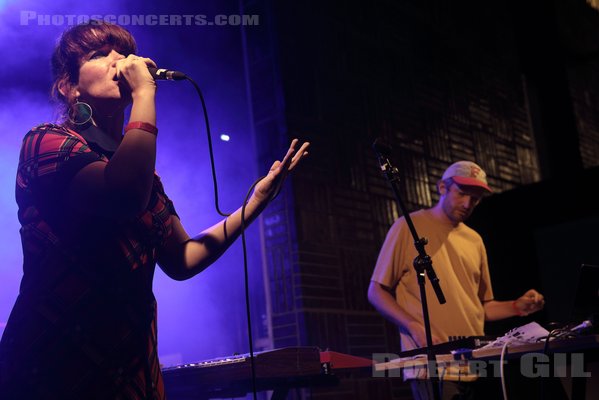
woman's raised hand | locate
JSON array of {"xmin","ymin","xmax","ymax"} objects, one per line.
[{"xmin": 252, "ymin": 139, "xmax": 310, "ymax": 204}]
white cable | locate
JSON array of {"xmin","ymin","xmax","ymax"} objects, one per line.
[{"xmin": 500, "ymin": 340, "xmax": 511, "ymax": 400}]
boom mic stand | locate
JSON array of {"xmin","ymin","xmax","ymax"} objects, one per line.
[{"xmin": 372, "ymin": 139, "xmax": 446, "ymax": 400}]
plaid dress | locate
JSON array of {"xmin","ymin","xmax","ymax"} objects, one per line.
[{"xmin": 0, "ymin": 123, "xmax": 177, "ymax": 399}]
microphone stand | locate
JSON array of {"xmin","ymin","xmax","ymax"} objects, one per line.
[{"xmin": 373, "ymin": 140, "xmax": 446, "ymax": 400}]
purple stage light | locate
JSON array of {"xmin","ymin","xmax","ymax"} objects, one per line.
[{"xmin": 0, "ymin": 0, "xmax": 267, "ymax": 366}]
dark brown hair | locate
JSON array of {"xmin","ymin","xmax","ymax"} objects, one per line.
[
  {"xmin": 51, "ymin": 21, "xmax": 137, "ymax": 120},
  {"xmin": 436, "ymin": 177, "xmax": 455, "ymax": 195}
]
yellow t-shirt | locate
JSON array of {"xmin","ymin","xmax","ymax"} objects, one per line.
[{"xmin": 371, "ymin": 208, "xmax": 494, "ymax": 380}]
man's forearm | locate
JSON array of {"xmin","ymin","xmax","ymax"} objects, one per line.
[
  {"xmin": 484, "ymin": 300, "xmax": 520, "ymax": 321},
  {"xmin": 368, "ymin": 281, "xmax": 415, "ymax": 329}
]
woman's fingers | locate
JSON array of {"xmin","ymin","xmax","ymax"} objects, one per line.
[
  {"xmin": 278, "ymin": 139, "xmax": 299, "ymax": 169},
  {"xmin": 289, "ymin": 142, "xmax": 310, "ymax": 170},
  {"xmin": 116, "ymin": 54, "xmax": 157, "ymax": 82},
  {"xmin": 140, "ymin": 56, "xmax": 157, "ymax": 69},
  {"xmin": 277, "ymin": 139, "xmax": 310, "ymax": 172}
]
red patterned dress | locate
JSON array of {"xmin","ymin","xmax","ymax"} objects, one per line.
[{"xmin": 0, "ymin": 123, "xmax": 177, "ymax": 399}]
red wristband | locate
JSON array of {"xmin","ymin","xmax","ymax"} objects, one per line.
[
  {"xmin": 512, "ymin": 301, "xmax": 524, "ymax": 316},
  {"xmin": 125, "ymin": 121, "xmax": 158, "ymax": 136}
]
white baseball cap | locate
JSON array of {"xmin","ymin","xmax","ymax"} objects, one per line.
[{"xmin": 441, "ymin": 161, "xmax": 492, "ymax": 193}]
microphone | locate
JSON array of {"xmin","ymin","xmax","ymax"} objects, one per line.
[
  {"xmin": 148, "ymin": 67, "xmax": 186, "ymax": 81},
  {"xmin": 372, "ymin": 138, "xmax": 398, "ymax": 175}
]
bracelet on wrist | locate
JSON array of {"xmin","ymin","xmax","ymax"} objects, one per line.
[{"xmin": 124, "ymin": 121, "xmax": 158, "ymax": 136}]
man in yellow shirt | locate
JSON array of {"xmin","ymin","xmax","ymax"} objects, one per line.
[{"xmin": 368, "ymin": 161, "xmax": 545, "ymax": 399}]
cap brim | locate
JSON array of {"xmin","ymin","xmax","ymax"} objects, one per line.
[{"xmin": 452, "ymin": 176, "xmax": 493, "ymax": 193}]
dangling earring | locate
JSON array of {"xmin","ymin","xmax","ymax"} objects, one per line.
[{"xmin": 68, "ymin": 99, "xmax": 93, "ymax": 126}]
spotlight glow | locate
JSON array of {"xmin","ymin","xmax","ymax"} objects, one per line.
[
  {"xmin": 0, "ymin": 0, "xmax": 17, "ymax": 10},
  {"xmin": 220, "ymin": 134, "xmax": 230, "ymax": 142}
]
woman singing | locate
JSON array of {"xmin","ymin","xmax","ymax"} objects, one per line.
[{"xmin": 0, "ymin": 21, "xmax": 308, "ymax": 399}]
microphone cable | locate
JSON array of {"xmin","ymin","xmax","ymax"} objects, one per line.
[
  {"xmin": 183, "ymin": 75, "xmax": 261, "ymax": 400},
  {"xmin": 184, "ymin": 76, "xmax": 230, "ymax": 218}
]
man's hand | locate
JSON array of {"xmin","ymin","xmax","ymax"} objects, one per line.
[
  {"xmin": 513, "ymin": 289, "xmax": 545, "ymax": 316},
  {"xmin": 407, "ymin": 320, "xmax": 442, "ymax": 348}
]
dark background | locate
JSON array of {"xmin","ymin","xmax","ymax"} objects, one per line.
[{"xmin": 244, "ymin": 0, "xmax": 599, "ymax": 398}]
